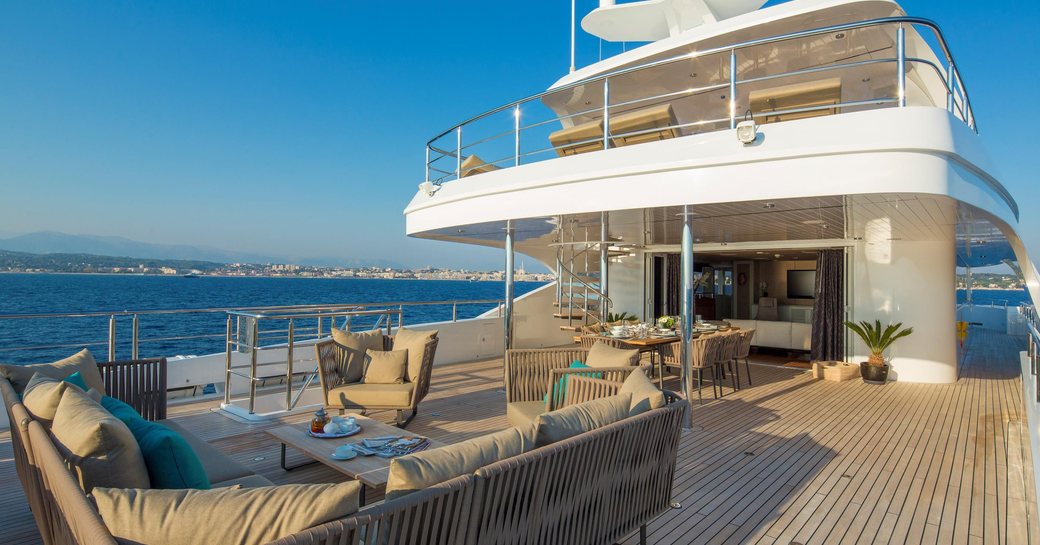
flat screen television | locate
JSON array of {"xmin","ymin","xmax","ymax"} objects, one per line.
[{"xmin": 787, "ymin": 270, "xmax": 816, "ymax": 299}]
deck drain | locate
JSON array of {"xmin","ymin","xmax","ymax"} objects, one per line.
[
  {"xmin": 841, "ymin": 474, "xmax": 852, "ymax": 479},
  {"xmin": 253, "ymin": 456, "xmax": 265, "ymax": 461},
  {"xmin": 743, "ymin": 451, "xmax": 755, "ymax": 456},
  {"xmin": 430, "ymin": 412, "xmax": 442, "ymax": 417}
]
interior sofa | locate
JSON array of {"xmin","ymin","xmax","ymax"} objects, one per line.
[
  {"xmin": 728, "ymin": 318, "xmax": 811, "ymax": 351},
  {"xmin": 4, "ymin": 354, "xmax": 686, "ymax": 545}
]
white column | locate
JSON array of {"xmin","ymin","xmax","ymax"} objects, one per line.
[
  {"xmin": 504, "ymin": 220, "xmax": 515, "ymax": 352},
  {"xmin": 679, "ymin": 205, "xmax": 696, "ymax": 428}
]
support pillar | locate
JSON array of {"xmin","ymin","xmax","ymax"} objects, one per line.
[
  {"xmin": 600, "ymin": 211, "xmax": 610, "ymax": 317},
  {"xmin": 678, "ymin": 205, "xmax": 696, "ymax": 429},
  {"xmin": 504, "ymin": 220, "xmax": 515, "ymax": 352}
]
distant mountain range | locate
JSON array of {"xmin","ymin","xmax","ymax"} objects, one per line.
[{"xmin": 0, "ymin": 232, "xmax": 403, "ymax": 268}]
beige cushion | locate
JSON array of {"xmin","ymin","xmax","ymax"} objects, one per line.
[
  {"xmin": 506, "ymin": 400, "xmax": 546, "ymax": 427},
  {"xmin": 85, "ymin": 388, "xmax": 104, "ymax": 403},
  {"xmin": 326, "ymin": 382, "xmax": 414, "ymax": 408},
  {"xmin": 585, "ymin": 342, "xmax": 639, "ymax": 368},
  {"xmin": 385, "ymin": 424, "xmax": 536, "ymax": 500},
  {"xmin": 51, "ymin": 387, "xmax": 150, "ymax": 492},
  {"xmin": 212, "ymin": 474, "xmax": 275, "ymax": 488},
  {"xmin": 392, "ymin": 328, "xmax": 437, "ymax": 382},
  {"xmin": 618, "ymin": 370, "xmax": 666, "ymax": 416},
  {"xmin": 363, "ymin": 349, "xmax": 407, "ymax": 384},
  {"xmin": 161, "ymin": 420, "xmax": 254, "ymax": 484},
  {"xmin": 330, "ymin": 329, "xmax": 385, "ymax": 383},
  {"xmin": 22, "ymin": 373, "xmax": 82, "ymax": 425},
  {"xmin": 534, "ymin": 393, "xmax": 632, "ymax": 447},
  {"xmin": 0, "ymin": 348, "xmax": 105, "ymax": 394},
  {"xmin": 93, "ymin": 481, "xmax": 361, "ymax": 545}
]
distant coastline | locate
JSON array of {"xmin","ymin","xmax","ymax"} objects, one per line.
[{"xmin": 0, "ymin": 270, "xmax": 549, "ymax": 282}]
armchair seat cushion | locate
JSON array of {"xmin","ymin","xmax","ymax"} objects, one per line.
[
  {"xmin": 506, "ymin": 400, "xmax": 547, "ymax": 427},
  {"xmin": 327, "ymin": 382, "xmax": 414, "ymax": 408},
  {"xmin": 162, "ymin": 420, "xmax": 254, "ymax": 485}
]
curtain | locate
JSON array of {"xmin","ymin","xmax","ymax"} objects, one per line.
[
  {"xmin": 811, "ymin": 249, "xmax": 845, "ymax": 361},
  {"xmin": 666, "ymin": 254, "xmax": 681, "ymax": 316}
]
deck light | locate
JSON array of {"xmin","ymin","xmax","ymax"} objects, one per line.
[
  {"xmin": 736, "ymin": 110, "xmax": 757, "ymax": 144},
  {"xmin": 418, "ymin": 181, "xmax": 440, "ymax": 196}
]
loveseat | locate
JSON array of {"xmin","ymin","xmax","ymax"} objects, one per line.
[
  {"xmin": 728, "ymin": 318, "xmax": 811, "ymax": 351},
  {"xmin": 3, "ymin": 352, "xmax": 685, "ymax": 545}
]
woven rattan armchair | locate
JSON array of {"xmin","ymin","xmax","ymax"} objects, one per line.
[
  {"xmin": 315, "ymin": 334, "xmax": 438, "ymax": 427},
  {"xmin": 503, "ymin": 347, "xmax": 648, "ymax": 426}
]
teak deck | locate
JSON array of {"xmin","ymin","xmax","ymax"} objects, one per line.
[{"xmin": 0, "ymin": 328, "xmax": 1036, "ymax": 544}]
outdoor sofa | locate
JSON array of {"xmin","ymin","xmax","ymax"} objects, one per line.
[{"xmin": 2, "ymin": 349, "xmax": 685, "ymax": 545}]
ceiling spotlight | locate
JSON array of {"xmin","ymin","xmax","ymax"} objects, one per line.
[{"xmin": 835, "ymin": 32, "xmax": 846, "ymax": 39}]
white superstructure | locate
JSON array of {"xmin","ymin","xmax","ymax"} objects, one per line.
[{"xmin": 405, "ymin": 0, "xmax": 1038, "ymax": 384}]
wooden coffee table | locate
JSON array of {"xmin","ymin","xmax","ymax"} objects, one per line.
[{"xmin": 266, "ymin": 413, "xmax": 444, "ymax": 504}]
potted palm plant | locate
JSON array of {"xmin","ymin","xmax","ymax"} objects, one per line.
[{"xmin": 843, "ymin": 320, "xmax": 914, "ymax": 384}]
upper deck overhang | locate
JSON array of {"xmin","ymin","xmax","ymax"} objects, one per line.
[{"xmin": 405, "ymin": 107, "xmax": 1017, "ymax": 239}]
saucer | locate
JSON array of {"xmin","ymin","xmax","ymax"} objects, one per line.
[{"xmin": 331, "ymin": 447, "xmax": 357, "ymax": 461}]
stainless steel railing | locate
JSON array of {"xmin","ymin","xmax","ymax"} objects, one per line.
[
  {"xmin": 424, "ymin": 16, "xmax": 977, "ymax": 187},
  {"xmin": 1024, "ymin": 306, "xmax": 1040, "ymax": 402},
  {"xmin": 0, "ymin": 298, "xmax": 505, "ymax": 364}
]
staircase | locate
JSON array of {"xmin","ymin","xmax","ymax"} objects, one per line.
[{"xmin": 553, "ymin": 220, "xmax": 622, "ymax": 332}]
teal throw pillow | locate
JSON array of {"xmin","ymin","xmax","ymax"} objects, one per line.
[
  {"xmin": 63, "ymin": 371, "xmax": 89, "ymax": 391},
  {"xmin": 100, "ymin": 396, "xmax": 211, "ymax": 489},
  {"xmin": 544, "ymin": 361, "xmax": 600, "ymax": 405}
]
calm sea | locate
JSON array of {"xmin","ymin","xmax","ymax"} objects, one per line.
[{"xmin": 0, "ymin": 273, "xmax": 544, "ymax": 364}]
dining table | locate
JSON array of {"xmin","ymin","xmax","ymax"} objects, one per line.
[{"xmin": 575, "ymin": 323, "xmax": 740, "ymax": 388}]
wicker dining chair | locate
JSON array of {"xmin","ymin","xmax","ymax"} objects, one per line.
[
  {"xmin": 736, "ymin": 328, "xmax": 756, "ymax": 386},
  {"xmin": 578, "ymin": 334, "xmax": 635, "ymax": 351}
]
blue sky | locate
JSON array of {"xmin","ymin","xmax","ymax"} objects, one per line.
[{"xmin": 0, "ymin": 0, "xmax": 1036, "ymax": 270}]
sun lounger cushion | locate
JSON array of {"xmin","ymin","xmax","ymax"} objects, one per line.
[
  {"xmin": 506, "ymin": 400, "xmax": 547, "ymax": 427},
  {"xmin": 585, "ymin": 342, "xmax": 640, "ymax": 368},
  {"xmin": 363, "ymin": 349, "xmax": 408, "ymax": 384},
  {"xmin": 330, "ymin": 329, "xmax": 385, "ymax": 383},
  {"xmin": 101, "ymin": 396, "xmax": 211, "ymax": 490},
  {"xmin": 385, "ymin": 424, "xmax": 536, "ymax": 500},
  {"xmin": 22, "ymin": 373, "xmax": 86, "ymax": 425},
  {"xmin": 92, "ymin": 481, "xmax": 362, "ymax": 545},
  {"xmin": 534, "ymin": 393, "xmax": 632, "ymax": 447},
  {"xmin": 392, "ymin": 328, "xmax": 438, "ymax": 382},
  {"xmin": 618, "ymin": 370, "xmax": 666, "ymax": 416},
  {"xmin": 51, "ymin": 387, "xmax": 150, "ymax": 493},
  {"xmin": 327, "ymin": 382, "xmax": 414, "ymax": 408},
  {"xmin": 0, "ymin": 348, "xmax": 106, "ymax": 394}
]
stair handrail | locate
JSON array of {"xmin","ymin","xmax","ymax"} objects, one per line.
[{"xmin": 558, "ymin": 260, "xmax": 612, "ymax": 321}]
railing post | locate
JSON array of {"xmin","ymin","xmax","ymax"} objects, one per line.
[
  {"xmin": 896, "ymin": 23, "xmax": 906, "ymax": 107},
  {"xmin": 514, "ymin": 104, "xmax": 521, "ymax": 167},
  {"xmin": 504, "ymin": 220, "xmax": 515, "ymax": 352},
  {"xmin": 452, "ymin": 303, "xmax": 458, "ymax": 322},
  {"xmin": 946, "ymin": 61, "xmax": 955, "ymax": 114},
  {"xmin": 131, "ymin": 314, "xmax": 140, "ymax": 360},
  {"xmin": 455, "ymin": 127, "xmax": 463, "ymax": 179},
  {"xmin": 602, "ymin": 78, "xmax": 611, "ymax": 150},
  {"xmin": 107, "ymin": 315, "xmax": 116, "ymax": 362},
  {"xmin": 224, "ymin": 315, "xmax": 233, "ymax": 406},
  {"xmin": 729, "ymin": 49, "xmax": 738, "ymax": 129},
  {"xmin": 286, "ymin": 319, "xmax": 294, "ymax": 411},
  {"xmin": 600, "ymin": 211, "xmax": 610, "ymax": 317},
  {"xmin": 425, "ymin": 145, "xmax": 430, "ymax": 183},
  {"xmin": 248, "ymin": 318, "xmax": 259, "ymax": 415}
]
